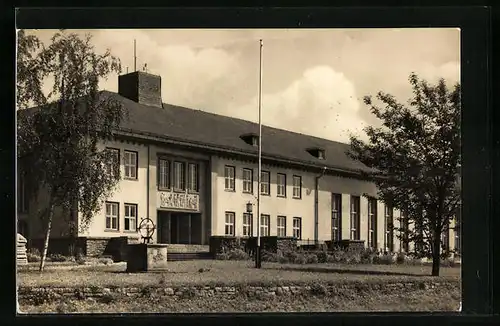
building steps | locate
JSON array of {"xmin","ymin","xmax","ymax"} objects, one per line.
[
  {"xmin": 167, "ymin": 251, "xmax": 213, "ymax": 261},
  {"xmin": 165, "ymin": 244, "xmax": 210, "ymax": 253}
]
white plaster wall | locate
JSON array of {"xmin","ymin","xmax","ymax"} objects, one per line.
[
  {"xmin": 79, "ymin": 140, "xmax": 148, "ymax": 240},
  {"xmin": 213, "ymin": 156, "xmax": 315, "ymax": 240}
]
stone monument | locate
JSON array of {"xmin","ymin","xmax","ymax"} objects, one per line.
[
  {"xmin": 17, "ymin": 233, "xmax": 28, "ymax": 265},
  {"xmin": 126, "ymin": 218, "xmax": 169, "ymax": 272}
]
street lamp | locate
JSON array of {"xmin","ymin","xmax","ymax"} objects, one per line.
[{"xmin": 246, "ymin": 201, "xmax": 253, "ymax": 214}]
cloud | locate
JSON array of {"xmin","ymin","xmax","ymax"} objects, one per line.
[
  {"xmin": 26, "ymin": 28, "xmax": 459, "ymax": 145},
  {"xmin": 233, "ymin": 65, "xmax": 368, "ymax": 143},
  {"xmin": 418, "ymin": 61, "xmax": 460, "ymax": 85},
  {"xmin": 90, "ymin": 30, "xmax": 244, "ymax": 111}
]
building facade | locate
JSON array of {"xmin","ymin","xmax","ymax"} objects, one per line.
[{"xmin": 17, "ymin": 71, "xmax": 461, "ymax": 256}]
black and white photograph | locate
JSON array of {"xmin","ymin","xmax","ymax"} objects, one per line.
[{"xmin": 16, "ymin": 27, "xmax": 461, "ymax": 313}]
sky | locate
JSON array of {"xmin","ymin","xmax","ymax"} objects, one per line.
[{"xmin": 26, "ymin": 28, "xmax": 460, "ymax": 143}]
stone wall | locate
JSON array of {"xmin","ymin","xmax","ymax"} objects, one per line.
[
  {"xmin": 85, "ymin": 237, "xmax": 129, "ymax": 261},
  {"xmin": 325, "ymin": 240, "xmax": 366, "ymax": 252},
  {"xmin": 18, "ymin": 280, "xmax": 459, "ymax": 305},
  {"xmin": 28, "ymin": 236, "xmax": 130, "ymax": 261},
  {"xmin": 209, "ymin": 236, "xmax": 297, "ymax": 256},
  {"xmin": 28, "ymin": 237, "xmax": 85, "ymax": 256}
]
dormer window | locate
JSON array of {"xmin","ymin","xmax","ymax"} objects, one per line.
[
  {"xmin": 240, "ymin": 133, "xmax": 259, "ymax": 147},
  {"xmin": 306, "ymin": 147, "xmax": 326, "ymax": 160}
]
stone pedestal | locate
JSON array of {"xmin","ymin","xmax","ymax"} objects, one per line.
[
  {"xmin": 126, "ymin": 243, "xmax": 168, "ymax": 273},
  {"xmin": 17, "ymin": 233, "xmax": 28, "ymax": 265}
]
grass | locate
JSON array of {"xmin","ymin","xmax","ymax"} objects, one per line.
[
  {"xmin": 19, "ymin": 286, "xmax": 461, "ymax": 313},
  {"xmin": 17, "ymin": 260, "xmax": 461, "ymax": 288}
]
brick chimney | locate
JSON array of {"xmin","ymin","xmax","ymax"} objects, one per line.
[{"xmin": 118, "ymin": 71, "xmax": 162, "ymax": 108}]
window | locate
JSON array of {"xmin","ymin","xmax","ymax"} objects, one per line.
[
  {"xmin": 242, "ymin": 168, "xmax": 253, "ymax": 193},
  {"xmin": 124, "ymin": 150, "xmax": 138, "ymax": 179},
  {"xmin": 173, "ymin": 161, "xmax": 185, "ymax": 190},
  {"xmin": 293, "ymin": 217, "xmax": 302, "ymax": 239},
  {"xmin": 292, "ymin": 176, "xmax": 302, "ymax": 199},
  {"xmin": 384, "ymin": 204, "xmax": 394, "ymax": 252},
  {"xmin": 158, "ymin": 159, "xmax": 170, "ymax": 189},
  {"xmin": 225, "ymin": 212, "xmax": 235, "ymax": 236},
  {"xmin": 124, "ymin": 203, "xmax": 137, "ymax": 231},
  {"xmin": 105, "ymin": 148, "xmax": 120, "ymax": 178},
  {"xmin": 187, "ymin": 163, "xmax": 199, "ymax": 192},
  {"xmin": 277, "ymin": 216, "xmax": 287, "ymax": 237},
  {"xmin": 260, "ymin": 214, "xmax": 270, "ymax": 236},
  {"xmin": 277, "ymin": 173, "xmax": 287, "ymax": 197},
  {"xmin": 454, "ymin": 206, "xmax": 461, "ymax": 255},
  {"xmin": 243, "ymin": 213, "xmax": 253, "ymax": 237},
  {"xmin": 400, "ymin": 212, "xmax": 409, "ymax": 252},
  {"xmin": 350, "ymin": 196, "xmax": 360, "ymax": 240},
  {"xmin": 332, "ymin": 194, "xmax": 342, "ymax": 242},
  {"xmin": 224, "ymin": 166, "xmax": 235, "ymax": 191},
  {"xmin": 261, "ymin": 171, "xmax": 270, "ymax": 195},
  {"xmin": 18, "ymin": 172, "xmax": 28, "ymax": 213},
  {"xmin": 105, "ymin": 202, "xmax": 119, "ymax": 230},
  {"xmin": 368, "ymin": 198, "xmax": 377, "ymax": 249}
]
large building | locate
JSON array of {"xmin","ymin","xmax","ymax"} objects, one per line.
[{"xmin": 17, "ymin": 71, "xmax": 461, "ymax": 256}]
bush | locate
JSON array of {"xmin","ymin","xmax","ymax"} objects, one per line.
[
  {"xmin": 215, "ymin": 252, "xmax": 230, "ymax": 260},
  {"xmin": 228, "ymin": 248, "xmax": 250, "ymax": 261},
  {"xmin": 27, "ymin": 253, "xmax": 41, "ymax": 263},
  {"xmin": 294, "ymin": 254, "xmax": 307, "ymax": 265},
  {"xmin": 306, "ymin": 253, "xmax": 319, "ymax": 264},
  {"xmin": 48, "ymin": 253, "xmax": 71, "ymax": 262},
  {"xmin": 98, "ymin": 257, "xmax": 114, "ymax": 265},
  {"xmin": 345, "ymin": 252, "xmax": 362, "ymax": 264},
  {"xmin": 326, "ymin": 253, "xmax": 338, "ymax": 263},
  {"xmin": 330, "ymin": 249, "xmax": 346, "ymax": 263},
  {"xmin": 396, "ymin": 252, "xmax": 407, "ymax": 264},
  {"xmin": 277, "ymin": 253, "xmax": 290, "ymax": 264},
  {"xmin": 316, "ymin": 251, "xmax": 328, "ymax": 263},
  {"xmin": 216, "ymin": 248, "xmax": 250, "ymax": 261},
  {"xmin": 377, "ymin": 254, "xmax": 396, "ymax": 265},
  {"xmin": 284, "ymin": 251, "xmax": 298, "ymax": 263},
  {"xmin": 360, "ymin": 248, "xmax": 377, "ymax": 264},
  {"xmin": 261, "ymin": 251, "xmax": 280, "ymax": 262}
]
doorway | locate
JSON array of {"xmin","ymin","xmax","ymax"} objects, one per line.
[{"xmin": 157, "ymin": 211, "xmax": 202, "ymax": 245}]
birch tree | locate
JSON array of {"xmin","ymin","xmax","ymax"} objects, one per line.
[{"xmin": 17, "ymin": 30, "xmax": 127, "ymax": 271}]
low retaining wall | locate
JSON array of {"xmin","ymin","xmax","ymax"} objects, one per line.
[
  {"xmin": 28, "ymin": 236, "xmax": 140, "ymax": 261},
  {"xmin": 209, "ymin": 236, "xmax": 297, "ymax": 256},
  {"xmin": 18, "ymin": 280, "xmax": 459, "ymax": 305}
]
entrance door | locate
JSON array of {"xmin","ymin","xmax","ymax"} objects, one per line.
[{"xmin": 170, "ymin": 214, "xmax": 179, "ymax": 244}]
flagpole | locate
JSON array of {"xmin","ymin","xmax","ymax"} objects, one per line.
[{"xmin": 256, "ymin": 39, "xmax": 263, "ymax": 269}]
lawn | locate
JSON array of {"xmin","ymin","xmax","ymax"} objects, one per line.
[
  {"xmin": 21, "ymin": 286, "xmax": 462, "ymax": 313},
  {"xmin": 17, "ymin": 260, "xmax": 461, "ymax": 288}
]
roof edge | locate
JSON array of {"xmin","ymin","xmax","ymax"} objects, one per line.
[{"xmin": 114, "ymin": 128, "xmax": 374, "ymax": 179}]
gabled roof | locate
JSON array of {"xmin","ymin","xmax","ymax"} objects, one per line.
[{"xmin": 102, "ymin": 91, "xmax": 372, "ymax": 175}]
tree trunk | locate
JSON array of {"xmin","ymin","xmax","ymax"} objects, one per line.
[
  {"xmin": 39, "ymin": 200, "xmax": 55, "ymax": 272},
  {"xmin": 431, "ymin": 229, "xmax": 441, "ymax": 276}
]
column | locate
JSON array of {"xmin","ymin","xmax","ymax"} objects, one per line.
[
  {"xmin": 360, "ymin": 196, "xmax": 369, "ymax": 247},
  {"xmin": 408, "ymin": 215, "xmax": 415, "ymax": 252},
  {"xmin": 393, "ymin": 209, "xmax": 401, "ymax": 252},
  {"xmin": 376, "ymin": 200, "xmax": 386, "ymax": 251},
  {"xmin": 449, "ymin": 216, "xmax": 456, "ymax": 256},
  {"xmin": 341, "ymin": 194, "xmax": 351, "ymax": 240}
]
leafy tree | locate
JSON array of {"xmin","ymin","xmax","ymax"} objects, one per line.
[
  {"xmin": 348, "ymin": 73, "xmax": 461, "ymax": 276},
  {"xmin": 17, "ymin": 30, "xmax": 127, "ymax": 271}
]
